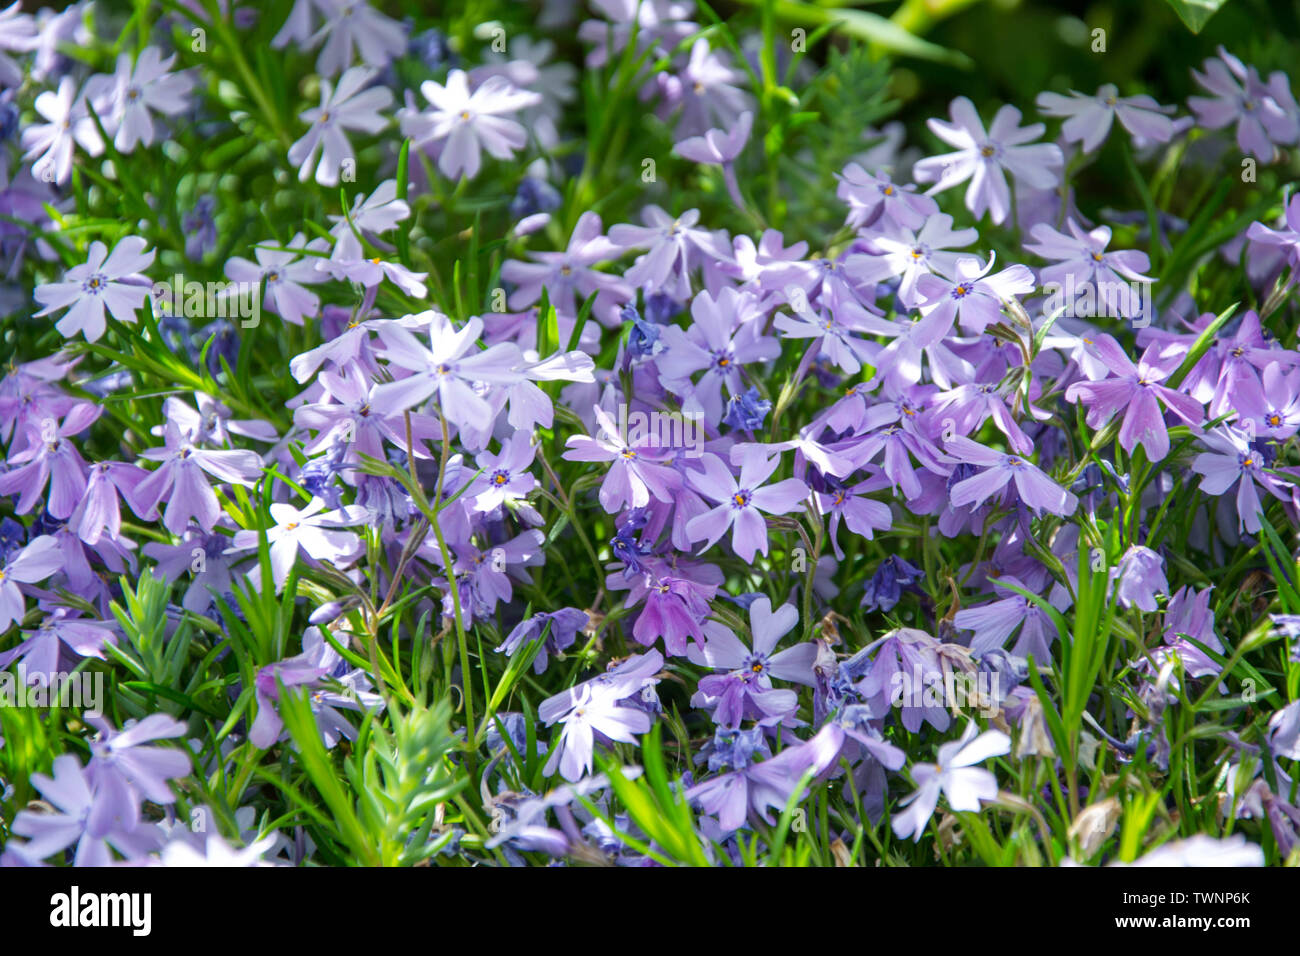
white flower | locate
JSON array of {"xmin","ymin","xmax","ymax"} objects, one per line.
[
  {"xmin": 891, "ymin": 721, "xmax": 1010, "ymax": 842},
  {"xmin": 34, "ymin": 236, "xmax": 155, "ymax": 342}
]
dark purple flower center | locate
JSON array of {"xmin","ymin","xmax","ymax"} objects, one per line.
[
  {"xmin": 732, "ymin": 489, "xmax": 752, "ymax": 508},
  {"xmin": 491, "ymin": 469, "xmax": 510, "ymax": 486},
  {"xmin": 83, "ymin": 273, "xmax": 109, "ymax": 294},
  {"xmin": 951, "ymin": 283, "xmax": 972, "ymax": 299}
]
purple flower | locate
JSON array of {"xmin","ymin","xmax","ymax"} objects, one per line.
[
  {"xmin": 891, "ymin": 721, "xmax": 1010, "ymax": 842},
  {"xmin": 846, "ymin": 212, "xmax": 978, "ymax": 310},
  {"xmin": 499, "ymin": 211, "xmax": 631, "ymax": 323},
  {"xmin": 224, "ymin": 232, "xmax": 330, "ymax": 327},
  {"xmin": 86, "ymin": 713, "xmax": 189, "ymax": 806},
  {"xmin": 303, "ymin": 0, "xmax": 406, "ymax": 77},
  {"xmin": 100, "ymin": 46, "xmax": 194, "ymax": 153},
  {"xmin": 563, "ymin": 404, "xmax": 682, "ymax": 513},
  {"xmin": 608, "ymin": 206, "xmax": 731, "ymax": 302},
  {"xmin": 400, "ymin": 69, "xmax": 540, "ymax": 180},
  {"xmin": 1246, "ymin": 194, "xmax": 1300, "ymax": 273},
  {"xmin": 945, "ymin": 435, "xmax": 1078, "ymax": 517},
  {"xmin": 34, "ymin": 236, "xmax": 155, "ymax": 343},
  {"xmin": 611, "ymin": 557, "xmax": 722, "ymax": 656},
  {"xmin": 686, "ymin": 451, "xmax": 809, "ymax": 562},
  {"xmin": 499, "ymin": 608, "xmax": 589, "ymax": 675},
  {"xmin": 912, "ymin": 97, "xmax": 1063, "ymax": 225},
  {"xmin": 289, "ymin": 66, "xmax": 392, "ymax": 186},
  {"xmin": 0, "ymin": 402, "xmax": 99, "ymax": 519},
  {"xmin": 673, "ymin": 112, "xmax": 753, "ymax": 208},
  {"xmin": 685, "ymin": 724, "xmax": 841, "ymax": 833},
  {"xmin": 860, "ymin": 554, "xmax": 923, "ymax": 613},
  {"xmin": 20, "ymin": 75, "xmax": 105, "ymax": 185},
  {"xmin": 687, "ymin": 597, "xmax": 817, "ymax": 728},
  {"xmin": 1036, "ymin": 84, "xmax": 1176, "ymax": 152},
  {"xmin": 371, "ymin": 314, "xmax": 523, "ymax": 446},
  {"xmin": 0, "ymin": 607, "xmax": 114, "ymax": 682},
  {"xmin": 1190, "ymin": 426, "xmax": 1289, "ymax": 534},
  {"xmin": 954, "ymin": 575, "xmax": 1060, "ymax": 662},
  {"xmin": 11, "ymin": 753, "xmax": 161, "ymax": 866},
  {"xmin": 1025, "ymin": 218, "xmax": 1154, "ymax": 320},
  {"xmin": 1188, "ymin": 47, "xmax": 1299, "ymax": 160}
]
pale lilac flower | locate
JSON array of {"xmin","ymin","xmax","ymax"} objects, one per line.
[
  {"xmin": 914, "ymin": 253, "xmax": 1036, "ymax": 335},
  {"xmin": 685, "ymin": 450, "xmax": 809, "ymax": 562},
  {"xmin": 1188, "ymin": 47, "xmax": 1299, "ymax": 160},
  {"xmin": 161, "ymin": 832, "xmax": 278, "ymax": 867},
  {"xmin": 20, "ymin": 76, "xmax": 105, "ymax": 185},
  {"xmin": 912, "ymin": 97, "xmax": 1063, "ymax": 225},
  {"xmin": 0, "ymin": 608, "xmax": 114, "ymax": 681},
  {"xmin": 468, "ymin": 431, "xmax": 538, "ymax": 513},
  {"xmin": 846, "ymin": 212, "xmax": 978, "ymax": 309},
  {"xmin": 289, "ymin": 66, "xmax": 392, "ymax": 186},
  {"xmin": 954, "ymin": 576, "xmax": 1060, "ymax": 662},
  {"xmin": 1035, "ymin": 84, "xmax": 1176, "ymax": 152},
  {"xmin": 0, "ymin": 2, "xmax": 34, "ymax": 88},
  {"xmin": 0, "ymin": 402, "xmax": 99, "ymax": 518},
  {"xmin": 562, "ymin": 404, "xmax": 682, "ymax": 513},
  {"xmin": 327, "ymin": 178, "xmax": 409, "ymax": 262},
  {"xmin": 101, "ymin": 47, "xmax": 194, "ymax": 152},
  {"xmin": 836, "ymin": 163, "xmax": 938, "ymax": 231},
  {"xmin": 657, "ymin": 39, "xmax": 751, "ymax": 139},
  {"xmin": 86, "ymin": 713, "xmax": 189, "ymax": 806},
  {"xmin": 10, "ymin": 754, "xmax": 160, "ymax": 866},
  {"xmin": 370, "ymin": 314, "xmax": 523, "ymax": 441},
  {"xmin": 891, "ymin": 721, "xmax": 1010, "ymax": 842},
  {"xmin": 0, "ymin": 535, "xmax": 63, "ymax": 630},
  {"xmin": 609, "ymin": 206, "xmax": 731, "ymax": 302},
  {"xmin": 1112, "ymin": 545, "xmax": 1168, "ymax": 612},
  {"xmin": 540, "ymin": 651, "xmax": 663, "ymax": 781},
  {"xmin": 400, "ymin": 69, "xmax": 541, "ymax": 180},
  {"xmin": 224, "ymin": 233, "xmax": 331, "ymax": 327},
  {"xmin": 499, "ymin": 212, "xmax": 631, "ymax": 324},
  {"xmin": 1245, "ymin": 193, "xmax": 1300, "ymax": 272},
  {"xmin": 499, "ymin": 608, "xmax": 588, "ymax": 675},
  {"xmin": 135, "ymin": 422, "xmax": 264, "ymax": 535},
  {"xmin": 34, "ymin": 237, "xmax": 155, "ymax": 342},
  {"xmin": 946, "ymin": 435, "xmax": 1078, "ymax": 516},
  {"xmin": 308, "ymin": 0, "xmax": 406, "ymax": 76},
  {"xmin": 1025, "ymin": 218, "xmax": 1154, "ymax": 320}
]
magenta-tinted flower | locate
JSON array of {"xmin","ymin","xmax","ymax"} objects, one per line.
[
  {"xmin": 1064, "ymin": 335, "xmax": 1204, "ymax": 462},
  {"xmin": 1188, "ymin": 47, "xmax": 1299, "ymax": 160},
  {"xmin": 34, "ymin": 236, "xmax": 155, "ymax": 342},
  {"xmin": 289, "ymin": 66, "xmax": 392, "ymax": 186},
  {"xmin": 685, "ymin": 450, "xmax": 809, "ymax": 562},
  {"xmin": 945, "ymin": 435, "xmax": 1078, "ymax": 517},
  {"xmin": 912, "ymin": 97, "xmax": 1063, "ymax": 225},
  {"xmin": 610, "ymin": 557, "xmax": 723, "ymax": 656},
  {"xmin": 1036, "ymin": 84, "xmax": 1176, "ymax": 152}
]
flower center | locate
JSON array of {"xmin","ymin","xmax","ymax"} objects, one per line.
[{"xmin": 732, "ymin": 489, "xmax": 752, "ymax": 508}]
